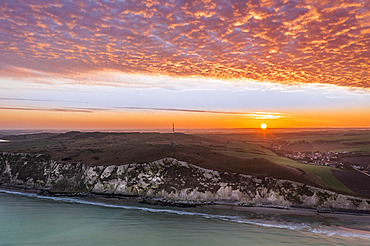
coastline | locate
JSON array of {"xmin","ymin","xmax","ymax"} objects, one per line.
[
  {"xmin": 3, "ymin": 183, "xmax": 370, "ymax": 239},
  {"xmin": 1, "ymin": 184, "xmax": 369, "ymax": 221}
]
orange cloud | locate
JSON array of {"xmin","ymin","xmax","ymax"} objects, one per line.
[{"xmin": 0, "ymin": 0, "xmax": 368, "ymax": 89}]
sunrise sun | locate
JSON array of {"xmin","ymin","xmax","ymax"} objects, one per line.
[{"xmin": 260, "ymin": 123, "xmax": 267, "ymax": 129}]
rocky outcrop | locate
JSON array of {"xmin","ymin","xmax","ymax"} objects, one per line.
[{"xmin": 0, "ymin": 152, "xmax": 369, "ymax": 211}]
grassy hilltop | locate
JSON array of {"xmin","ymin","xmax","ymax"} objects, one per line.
[{"xmin": 1, "ymin": 129, "xmax": 369, "ymax": 198}]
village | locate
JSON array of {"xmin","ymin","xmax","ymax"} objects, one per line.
[{"xmin": 270, "ymin": 142, "xmax": 369, "ymax": 172}]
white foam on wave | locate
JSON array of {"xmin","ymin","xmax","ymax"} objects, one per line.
[
  {"xmin": 1, "ymin": 189, "xmax": 369, "ymax": 239},
  {"xmin": 310, "ymin": 227, "xmax": 370, "ymax": 239}
]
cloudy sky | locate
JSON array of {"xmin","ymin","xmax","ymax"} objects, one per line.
[{"xmin": 0, "ymin": 0, "xmax": 369, "ymax": 129}]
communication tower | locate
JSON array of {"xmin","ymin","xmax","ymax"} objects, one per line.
[{"xmin": 171, "ymin": 123, "xmax": 175, "ymax": 147}]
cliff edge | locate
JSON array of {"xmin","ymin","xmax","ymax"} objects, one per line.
[{"xmin": 0, "ymin": 152, "xmax": 368, "ymax": 212}]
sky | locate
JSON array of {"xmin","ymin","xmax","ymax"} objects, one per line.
[{"xmin": 0, "ymin": 0, "xmax": 369, "ymax": 130}]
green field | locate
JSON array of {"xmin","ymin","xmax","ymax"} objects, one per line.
[{"xmin": 211, "ymin": 141, "xmax": 353, "ymax": 193}]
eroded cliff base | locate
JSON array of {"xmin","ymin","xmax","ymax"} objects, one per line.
[{"xmin": 0, "ymin": 152, "xmax": 369, "ymax": 213}]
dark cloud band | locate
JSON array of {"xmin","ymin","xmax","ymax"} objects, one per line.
[{"xmin": 0, "ymin": 105, "xmax": 287, "ymax": 119}]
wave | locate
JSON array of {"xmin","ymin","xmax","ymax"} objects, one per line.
[{"xmin": 1, "ymin": 189, "xmax": 369, "ymax": 239}]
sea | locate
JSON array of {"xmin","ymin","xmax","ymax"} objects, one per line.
[{"xmin": 0, "ymin": 189, "xmax": 369, "ymax": 246}]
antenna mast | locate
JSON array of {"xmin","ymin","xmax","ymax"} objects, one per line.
[{"xmin": 171, "ymin": 123, "xmax": 175, "ymax": 147}]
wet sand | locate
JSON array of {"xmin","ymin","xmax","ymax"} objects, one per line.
[{"xmin": 207, "ymin": 203, "xmax": 370, "ymax": 224}]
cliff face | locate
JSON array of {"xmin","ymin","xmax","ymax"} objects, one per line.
[{"xmin": 0, "ymin": 152, "xmax": 368, "ymax": 211}]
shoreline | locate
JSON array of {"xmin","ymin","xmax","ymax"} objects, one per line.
[
  {"xmin": 2, "ymin": 187, "xmax": 370, "ymax": 240},
  {"xmin": 2, "ymin": 184, "xmax": 370, "ymax": 236},
  {"xmin": 1, "ymin": 184, "xmax": 369, "ymax": 222}
]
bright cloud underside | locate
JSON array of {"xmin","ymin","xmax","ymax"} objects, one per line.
[{"xmin": 0, "ymin": 0, "xmax": 369, "ymax": 89}]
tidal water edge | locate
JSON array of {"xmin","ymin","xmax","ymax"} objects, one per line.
[{"xmin": 0, "ymin": 189, "xmax": 369, "ymax": 246}]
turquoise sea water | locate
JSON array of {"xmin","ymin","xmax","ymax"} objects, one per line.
[{"xmin": 0, "ymin": 190, "xmax": 369, "ymax": 246}]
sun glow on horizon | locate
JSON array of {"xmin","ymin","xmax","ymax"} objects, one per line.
[{"xmin": 0, "ymin": 0, "xmax": 369, "ymax": 130}]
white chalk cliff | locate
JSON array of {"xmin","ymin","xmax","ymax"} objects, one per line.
[{"xmin": 0, "ymin": 152, "xmax": 368, "ymax": 211}]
